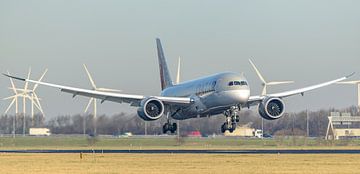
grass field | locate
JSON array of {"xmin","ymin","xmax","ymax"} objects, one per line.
[
  {"xmin": 1, "ymin": 136, "xmax": 360, "ymax": 174},
  {"xmin": 1, "ymin": 136, "xmax": 360, "ymax": 150},
  {"xmin": 0, "ymin": 153, "xmax": 359, "ymax": 174}
]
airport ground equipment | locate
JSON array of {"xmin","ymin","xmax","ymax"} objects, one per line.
[{"xmin": 29, "ymin": 128, "xmax": 51, "ymax": 136}]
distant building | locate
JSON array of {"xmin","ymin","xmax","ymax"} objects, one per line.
[
  {"xmin": 224, "ymin": 124, "xmax": 262, "ymax": 138},
  {"xmin": 326, "ymin": 112, "xmax": 360, "ymax": 140}
]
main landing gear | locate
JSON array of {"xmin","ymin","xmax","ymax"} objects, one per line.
[
  {"xmin": 221, "ymin": 106, "xmax": 240, "ymax": 133},
  {"xmin": 163, "ymin": 121, "xmax": 177, "ymax": 134},
  {"xmin": 163, "ymin": 112, "xmax": 177, "ymax": 134}
]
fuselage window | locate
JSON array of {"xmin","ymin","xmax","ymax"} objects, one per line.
[
  {"xmin": 240, "ymin": 81, "xmax": 248, "ymax": 86},
  {"xmin": 234, "ymin": 81, "xmax": 241, "ymax": 86},
  {"xmin": 228, "ymin": 82, "xmax": 234, "ymax": 86}
]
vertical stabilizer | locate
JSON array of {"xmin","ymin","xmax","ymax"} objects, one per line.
[{"xmin": 156, "ymin": 38, "xmax": 173, "ymax": 90}]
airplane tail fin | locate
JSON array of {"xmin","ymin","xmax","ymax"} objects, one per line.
[{"xmin": 156, "ymin": 38, "xmax": 173, "ymax": 90}]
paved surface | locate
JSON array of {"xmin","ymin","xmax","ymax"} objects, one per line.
[{"xmin": 2, "ymin": 149, "xmax": 360, "ymax": 154}]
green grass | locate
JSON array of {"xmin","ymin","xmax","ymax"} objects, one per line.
[{"xmin": 1, "ymin": 136, "xmax": 360, "ymax": 150}]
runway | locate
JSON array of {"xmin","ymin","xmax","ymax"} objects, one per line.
[{"xmin": 2, "ymin": 149, "xmax": 360, "ymax": 154}]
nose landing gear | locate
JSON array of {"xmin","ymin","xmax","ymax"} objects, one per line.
[{"xmin": 221, "ymin": 106, "xmax": 240, "ymax": 133}]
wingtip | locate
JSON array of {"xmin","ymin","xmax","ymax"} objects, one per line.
[
  {"xmin": 346, "ymin": 72, "xmax": 356, "ymax": 78},
  {"xmin": 2, "ymin": 73, "xmax": 26, "ymax": 81}
]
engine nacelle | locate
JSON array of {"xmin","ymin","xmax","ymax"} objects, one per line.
[
  {"xmin": 137, "ymin": 97, "xmax": 165, "ymax": 121},
  {"xmin": 258, "ymin": 97, "xmax": 285, "ymax": 120}
]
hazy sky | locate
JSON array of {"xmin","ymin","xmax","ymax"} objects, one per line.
[{"xmin": 0, "ymin": 0, "xmax": 359, "ymax": 118}]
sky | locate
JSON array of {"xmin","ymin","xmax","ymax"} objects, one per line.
[{"xmin": 0, "ymin": 0, "xmax": 359, "ymax": 118}]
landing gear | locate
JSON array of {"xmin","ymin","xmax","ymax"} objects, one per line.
[
  {"xmin": 163, "ymin": 112, "xmax": 177, "ymax": 134},
  {"xmin": 221, "ymin": 106, "xmax": 240, "ymax": 133},
  {"xmin": 163, "ymin": 122, "xmax": 177, "ymax": 134}
]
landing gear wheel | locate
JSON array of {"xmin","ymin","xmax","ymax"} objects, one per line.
[
  {"xmin": 229, "ymin": 128, "xmax": 234, "ymax": 133},
  {"xmin": 171, "ymin": 123, "xmax": 177, "ymax": 133},
  {"xmin": 221, "ymin": 106, "xmax": 240, "ymax": 134},
  {"xmin": 230, "ymin": 123, "xmax": 237, "ymax": 133},
  {"xmin": 235, "ymin": 116, "xmax": 240, "ymax": 123},
  {"xmin": 163, "ymin": 122, "xmax": 177, "ymax": 134},
  {"xmin": 221, "ymin": 123, "xmax": 226, "ymax": 133},
  {"xmin": 170, "ymin": 123, "xmax": 177, "ymax": 133},
  {"xmin": 163, "ymin": 123, "xmax": 169, "ymax": 134}
]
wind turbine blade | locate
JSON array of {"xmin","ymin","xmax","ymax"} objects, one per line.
[
  {"xmin": 33, "ymin": 101, "xmax": 44, "ymax": 115},
  {"xmin": 24, "ymin": 67, "xmax": 32, "ymax": 92},
  {"xmin": 3, "ymin": 94, "xmax": 22, "ymax": 100},
  {"xmin": 176, "ymin": 57, "xmax": 181, "ymax": 84},
  {"xmin": 84, "ymin": 98, "xmax": 94, "ymax": 113},
  {"xmin": 4, "ymin": 98, "xmax": 16, "ymax": 114},
  {"xmin": 267, "ymin": 81, "xmax": 294, "ymax": 85},
  {"xmin": 10, "ymin": 88, "xmax": 31, "ymax": 93},
  {"xmin": 96, "ymin": 88, "xmax": 122, "ymax": 92},
  {"xmin": 248, "ymin": 59, "xmax": 267, "ymax": 84},
  {"xmin": 32, "ymin": 93, "xmax": 44, "ymax": 114},
  {"xmin": 83, "ymin": 64, "xmax": 97, "ymax": 89},
  {"xmin": 7, "ymin": 71, "xmax": 18, "ymax": 95},
  {"xmin": 337, "ymin": 81, "xmax": 360, "ymax": 84},
  {"xmin": 33, "ymin": 68, "xmax": 48, "ymax": 91}
]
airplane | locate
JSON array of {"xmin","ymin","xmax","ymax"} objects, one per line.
[{"xmin": 4, "ymin": 38, "xmax": 354, "ymax": 134}]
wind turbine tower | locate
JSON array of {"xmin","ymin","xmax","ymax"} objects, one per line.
[
  {"xmin": 176, "ymin": 57, "xmax": 181, "ymax": 137},
  {"xmin": 3, "ymin": 71, "xmax": 19, "ymax": 138},
  {"xmin": 83, "ymin": 64, "xmax": 121, "ymax": 135},
  {"xmin": 4, "ymin": 68, "xmax": 47, "ymax": 136},
  {"xmin": 337, "ymin": 80, "xmax": 360, "ymax": 110}
]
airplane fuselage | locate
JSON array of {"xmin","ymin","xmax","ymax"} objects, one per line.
[{"xmin": 161, "ymin": 72, "xmax": 250, "ymax": 120}]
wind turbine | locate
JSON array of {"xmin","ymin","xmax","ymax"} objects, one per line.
[
  {"xmin": 83, "ymin": 64, "xmax": 122, "ymax": 135},
  {"xmin": 337, "ymin": 80, "xmax": 360, "ymax": 109},
  {"xmin": 176, "ymin": 57, "xmax": 181, "ymax": 137},
  {"xmin": 249, "ymin": 59, "xmax": 294, "ymax": 95},
  {"xmin": 4, "ymin": 68, "xmax": 47, "ymax": 135},
  {"xmin": 249, "ymin": 59, "xmax": 293, "ymax": 139},
  {"xmin": 3, "ymin": 71, "xmax": 19, "ymax": 137}
]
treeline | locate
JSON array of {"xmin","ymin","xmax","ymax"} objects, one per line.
[{"xmin": 0, "ymin": 106, "xmax": 359, "ymax": 137}]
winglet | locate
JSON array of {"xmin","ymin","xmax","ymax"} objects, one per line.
[
  {"xmin": 2, "ymin": 73, "xmax": 26, "ymax": 81},
  {"xmin": 346, "ymin": 72, "xmax": 356, "ymax": 79}
]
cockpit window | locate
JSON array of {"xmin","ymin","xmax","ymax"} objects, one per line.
[
  {"xmin": 240, "ymin": 81, "xmax": 248, "ymax": 86},
  {"xmin": 228, "ymin": 81, "xmax": 248, "ymax": 86}
]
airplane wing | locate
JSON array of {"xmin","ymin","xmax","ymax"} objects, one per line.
[
  {"xmin": 3, "ymin": 74, "xmax": 193, "ymax": 107},
  {"xmin": 248, "ymin": 73, "xmax": 354, "ymax": 104}
]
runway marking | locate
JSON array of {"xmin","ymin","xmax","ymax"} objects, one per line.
[{"xmin": 2, "ymin": 149, "xmax": 360, "ymax": 154}]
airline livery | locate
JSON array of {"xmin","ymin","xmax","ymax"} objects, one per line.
[{"xmin": 4, "ymin": 38, "xmax": 354, "ymax": 134}]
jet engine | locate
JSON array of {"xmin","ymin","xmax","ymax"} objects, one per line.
[
  {"xmin": 258, "ymin": 97, "xmax": 285, "ymax": 120},
  {"xmin": 137, "ymin": 97, "xmax": 165, "ymax": 121}
]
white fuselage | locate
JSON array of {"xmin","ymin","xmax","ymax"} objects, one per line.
[{"xmin": 161, "ymin": 72, "xmax": 250, "ymax": 120}]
